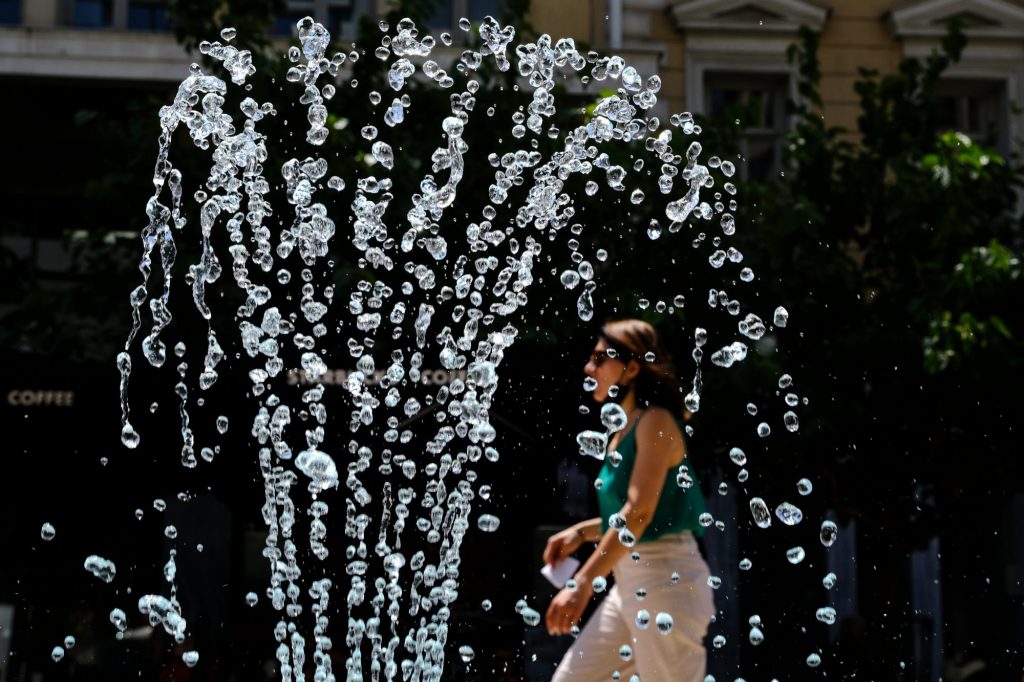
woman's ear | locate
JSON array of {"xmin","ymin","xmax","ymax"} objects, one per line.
[{"xmin": 624, "ymin": 358, "xmax": 642, "ymax": 383}]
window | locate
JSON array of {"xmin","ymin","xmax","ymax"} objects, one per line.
[
  {"xmin": 705, "ymin": 72, "xmax": 790, "ymax": 181},
  {"xmin": 72, "ymin": 0, "xmax": 113, "ymax": 28},
  {"xmin": 933, "ymin": 79, "xmax": 1009, "ymax": 153},
  {"xmin": 127, "ymin": 0, "xmax": 169, "ymax": 31},
  {"xmin": 426, "ymin": 0, "xmax": 505, "ymax": 30},
  {"xmin": 275, "ymin": 0, "xmax": 368, "ymax": 39},
  {"xmin": 890, "ymin": 0, "xmax": 1024, "ymax": 159},
  {"xmin": 672, "ymin": 2, "xmax": 826, "ymax": 181},
  {"xmin": 0, "ymin": 0, "xmax": 20, "ymax": 25}
]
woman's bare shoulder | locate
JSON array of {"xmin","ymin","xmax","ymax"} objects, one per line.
[{"xmin": 637, "ymin": 406, "xmax": 683, "ymax": 442}]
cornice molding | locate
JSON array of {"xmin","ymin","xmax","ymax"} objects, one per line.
[
  {"xmin": 889, "ymin": 0, "xmax": 1024, "ymax": 39},
  {"xmin": 671, "ymin": 0, "xmax": 829, "ymax": 34}
]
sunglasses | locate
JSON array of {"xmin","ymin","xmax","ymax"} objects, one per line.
[{"xmin": 589, "ymin": 349, "xmax": 623, "ymax": 367}]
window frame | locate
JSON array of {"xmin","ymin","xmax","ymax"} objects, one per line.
[
  {"xmin": 275, "ymin": 0, "xmax": 370, "ymax": 40},
  {"xmin": 685, "ymin": 36, "xmax": 800, "ymax": 182}
]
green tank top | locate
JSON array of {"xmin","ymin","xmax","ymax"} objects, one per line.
[{"xmin": 597, "ymin": 417, "xmax": 706, "ymax": 541}]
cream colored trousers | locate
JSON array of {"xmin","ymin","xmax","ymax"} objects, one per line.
[{"xmin": 551, "ymin": 531, "xmax": 715, "ymax": 682}]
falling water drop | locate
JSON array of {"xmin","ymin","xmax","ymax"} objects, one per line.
[
  {"xmin": 775, "ymin": 502, "xmax": 803, "ymax": 526},
  {"xmin": 477, "ymin": 514, "xmax": 500, "ymax": 532},
  {"xmin": 820, "ymin": 520, "xmax": 838, "ymax": 547},
  {"xmin": 749, "ymin": 498, "xmax": 771, "ymax": 529}
]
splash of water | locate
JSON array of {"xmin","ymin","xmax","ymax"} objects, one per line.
[{"xmin": 108, "ymin": 13, "xmax": 819, "ymax": 679}]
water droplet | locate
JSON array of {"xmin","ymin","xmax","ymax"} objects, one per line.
[
  {"xmin": 220, "ymin": 27, "xmax": 237, "ymax": 42},
  {"xmin": 797, "ymin": 478, "xmax": 813, "ymax": 495},
  {"xmin": 643, "ymin": 218, "xmax": 663, "ymax": 240},
  {"xmin": 477, "ymin": 513, "xmax": 500, "ymax": 532},
  {"xmin": 601, "ymin": 403, "xmax": 629, "ymax": 432},
  {"xmin": 121, "ymin": 424, "xmax": 140, "ymax": 449},
  {"xmin": 109, "ymin": 608, "xmax": 127, "ymax": 632},
  {"xmin": 729, "ymin": 447, "xmax": 746, "ymax": 466},
  {"xmin": 746, "ymin": 402, "xmax": 758, "ymax": 415},
  {"xmin": 635, "ymin": 609, "xmax": 651, "ymax": 629},
  {"xmin": 51, "ymin": 646, "xmax": 65, "ymax": 662},
  {"xmin": 706, "ymin": 575, "xmax": 722, "ymax": 589},
  {"xmin": 748, "ymin": 627, "xmax": 764, "ymax": 645},
  {"xmin": 618, "ymin": 528, "xmax": 636, "ymax": 547},
  {"xmin": 83, "ymin": 555, "xmax": 117, "ymax": 583},
  {"xmin": 738, "ymin": 313, "xmax": 766, "ymax": 340},
  {"xmin": 64, "ymin": 635, "xmax": 76, "ymax": 649},
  {"xmin": 757, "ymin": 422, "xmax": 771, "ymax": 438},
  {"xmin": 774, "ymin": 306, "xmax": 789, "ymax": 327},
  {"xmin": 823, "ymin": 572, "xmax": 837, "ymax": 589},
  {"xmin": 778, "ymin": 373, "xmax": 793, "ymax": 389},
  {"xmin": 458, "ymin": 17, "xmax": 472, "ymax": 31},
  {"xmin": 41, "ymin": 523, "xmax": 56, "ymax": 541},
  {"xmin": 786, "ymin": 546, "xmax": 805, "ymax": 564},
  {"xmin": 182, "ymin": 650, "xmax": 199, "ymax": 668},
  {"xmin": 481, "ymin": 599, "xmax": 492, "ymax": 611},
  {"xmin": 576, "ymin": 430, "xmax": 608, "ymax": 459},
  {"xmin": 245, "ymin": 592, "xmax": 258, "ymax": 607},
  {"xmin": 712, "ymin": 635, "xmax": 726, "ymax": 649},
  {"xmin": 749, "ymin": 497, "xmax": 771, "ymax": 529},
  {"xmin": 738, "ymin": 558, "xmax": 752, "ymax": 570},
  {"xmin": 593, "ymin": 576, "xmax": 608, "ymax": 592},
  {"xmin": 775, "ymin": 502, "xmax": 803, "ymax": 526},
  {"xmin": 618, "ymin": 644, "xmax": 633, "ymax": 661},
  {"xmin": 806, "ymin": 653, "xmax": 821, "ymax": 668},
  {"xmin": 816, "ymin": 607, "xmax": 836, "ymax": 625},
  {"xmin": 820, "ymin": 520, "xmax": 838, "ymax": 547},
  {"xmin": 459, "ymin": 645, "xmax": 475, "ymax": 662},
  {"xmin": 521, "ymin": 607, "xmax": 541, "ymax": 626},
  {"xmin": 654, "ymin": 612, "xmax": 674, "ymax": 634},
  {"xmin": 560, "ymin": 269, "xmax": 581, "ymax": 289},
  {"xmin": 783, "ymin": 411, "xmax": 799, "ymax": 432}
]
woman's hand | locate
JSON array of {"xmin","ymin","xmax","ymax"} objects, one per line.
[
  {"xmin": 545, "ymin": 578, "xmax": 594, "ymax": 636},
  {"xmin": 543, "ymin": 526, "xmax": 584, "ymax": 567}
]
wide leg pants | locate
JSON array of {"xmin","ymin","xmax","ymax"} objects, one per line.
[{"xmin": 551, "ymin": 531, "xmax": 715, "ymax": 682}]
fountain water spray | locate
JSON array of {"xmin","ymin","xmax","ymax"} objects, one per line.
[{"xmin": 105, "ymin": 13, "xmax": 817, "ymax": 679}]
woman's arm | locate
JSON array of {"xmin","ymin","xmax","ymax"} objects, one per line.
[
  {"xmin": 542, "ymin": 517, "xmax": 602, "ymax": 567},
  {"xmin": 545, "ymin": 408, "xmax": 685, "ymax": 634}
]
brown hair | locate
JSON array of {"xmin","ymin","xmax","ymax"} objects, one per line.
[{"xmin": 600, "ymin": 319, "xmax": 683, "ymax": 415}]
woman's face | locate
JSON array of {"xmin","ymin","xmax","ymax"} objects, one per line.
[{"xmin": 584, "ymin": 338, "xmax": 628, "ymax": 403}]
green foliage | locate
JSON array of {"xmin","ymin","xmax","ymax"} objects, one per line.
[
  {"xmin": 696, "ymin": 18, "xmax": 1023, "ymax": 547},
  {"xmin": 169, "ymin": 0, "xmax": 285, "ymax": 53}
]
